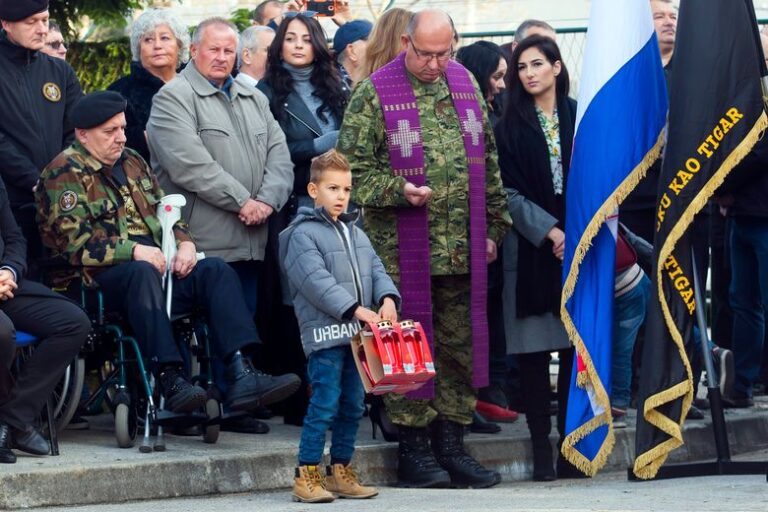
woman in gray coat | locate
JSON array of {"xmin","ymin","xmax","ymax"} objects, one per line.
[{"xmin": 494, "ymin": 36, "xmax": 577, "ymax": 482}]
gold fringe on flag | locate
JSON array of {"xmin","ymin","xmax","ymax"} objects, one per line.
[
  {"xmin": 632, "ymin": 111, "xmax": 768, "ymax": 479},
  {"xmin": 559, "ymin": 130, "xmax": 665, "ymax": 476}
]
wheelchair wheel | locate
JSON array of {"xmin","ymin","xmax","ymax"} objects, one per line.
[
  {"xmin": 203, "ymin": 397, "xmax": 220, "ymax": 444},
  {"xmin": 115, "ymin": 402, "xmax": 138, "ymax": 448},
  {"xmin": 53, "ymin": 357, "xmax": 85, "ymax": 432}
]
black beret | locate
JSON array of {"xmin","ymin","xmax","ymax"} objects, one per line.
[
  {"xmin": 71, "ymin": 91, "xmax": 127, "ymax": 129},
  {"xmin": 0, "ymin": 0, "xmax": 49, "ymax": 22}
]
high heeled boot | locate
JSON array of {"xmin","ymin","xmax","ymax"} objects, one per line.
[
  {"xmin": 396, "ymin": 426, "xmax": 451, "ymax": 488},
  {"xmin": 531, "ymin": 437, "xmax": 556, "ymax": 481},
  {"xmin": 431, "ymin": 420, "xmax": 502, "ymax": 488},
  {"xmin": 369, "ymin": 398, "xmax": 398, "ymax": 442}
]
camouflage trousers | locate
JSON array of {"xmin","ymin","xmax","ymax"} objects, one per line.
[{"xmin": 384, "ymin": 274, "xmax": 476, "ymax": 427}]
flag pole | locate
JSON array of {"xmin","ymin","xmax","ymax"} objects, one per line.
[{"xmin": 629, "ymin": 248, "xmax": 768, "ymax": 481}]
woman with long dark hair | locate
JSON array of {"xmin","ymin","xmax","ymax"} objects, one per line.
[
  {"xmin": 256, "ymin": 14, "xmax": 349, "ymax": 426},
  {"xmin": 258, "ymin": 14, "xmax": 348, "ymax": 209},
  {"xmin": 455, "ymin": 41, "xmax": 507, "ymax": 127},
  {"xmin": 494, "ymin": 34, "xmax": 577, "ymax": 481}
]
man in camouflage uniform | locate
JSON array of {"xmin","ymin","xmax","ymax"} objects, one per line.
[
  {"xmin": 337, "ymin": 10, "xmax": 511, "ymax": 488},
  {"xmin": 36, "ymin": 91, "xmax": 300, "ymax": 416}
]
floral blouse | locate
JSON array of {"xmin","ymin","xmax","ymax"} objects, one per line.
[{"xmin": 535, "ymin": 106, "xmax": 564, "ymax": 195}]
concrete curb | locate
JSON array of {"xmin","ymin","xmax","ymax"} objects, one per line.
[{"xmin": 2, "ymin": 409, "xmax": 767, "ymax": 509}]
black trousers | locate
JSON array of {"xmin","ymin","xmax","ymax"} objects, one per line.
[
  {"xmin": 94, "ymin": 258, "xmax": 258, "ymax": 367},
  {"xmin": 517, "ymin": 348, "xmax": 574, "ymax": 443},
  {"xmin": 0, "ymin": 280, "xmax": 90, "ymax": 430}
]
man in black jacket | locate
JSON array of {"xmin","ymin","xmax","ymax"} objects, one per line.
[
  {"xmin": 0, "ymin": 0, "xmax": 82, "ymax": 271},
  {"xmin": 715, "ymin": 113, "xmax": 768, "ymax": 408},
  {"xmin": 0, "ymin": 175, "xmax": 90, "ymax": 464}
]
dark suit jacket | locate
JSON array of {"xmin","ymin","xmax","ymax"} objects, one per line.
[{"xmin": 0, "ymin": 178, "xmax": 25, "ymax": 401}]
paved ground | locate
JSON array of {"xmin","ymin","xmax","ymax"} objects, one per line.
[
  {"xmin": 3, "ymin": 398, "xmax": 768, "ymax": 510},
  {"xmin": 21, "ymin": 452, "xmax": 768, "ymax": 512}
]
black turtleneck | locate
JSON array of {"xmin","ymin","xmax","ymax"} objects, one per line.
[{"xmin": 0, "ymin": 29, "xmax": 83, "ymax": 207}]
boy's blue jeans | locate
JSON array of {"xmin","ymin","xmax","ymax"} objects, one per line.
[
  {"xmin": 611, "ymin": 274, "xmax": 651, "ymax": 409},
  {"xmin": 298, "ymin": 345, "xmax": 366, "ymax": 465}
]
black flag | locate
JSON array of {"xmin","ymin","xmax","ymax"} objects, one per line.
[{"xmin": 633, "ymin": 0, "xmax": 767, "ymax": 479}]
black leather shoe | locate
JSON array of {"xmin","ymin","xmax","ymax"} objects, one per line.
[
  {"xmin": 226, "ymin": 352, "xmax": 301, "ymax": 411},
  {"xmin": 13, "ymin": 425, "xmax": 49, "ymax": 456},
  {"xmin": 686, "ymin": 404, "xmax": 705, "ymax": 419},
  {"xmin": 220, "ymin": 415, "xmax": 270, "ymax": 434},
  {"xmin": 159, "ymin": 366, "xmax": 207, "ymax": 413},
  {"xmin": 722, "ymin": 394, "xmax": 755, "ymax": 408},
  {"xmin": 469, "ymin": 411, "xmax": 501, "ymax": 434},
  {"xmin": 0, "ymin": 423, "xmax": 16, "ymax": 463}
]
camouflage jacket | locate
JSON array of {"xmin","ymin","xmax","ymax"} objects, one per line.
[
  {"xmin": 36, "ymin": 141, "xmax": 193, "ymax": 286},
  {"xmin": 337, "ymin": 72, "xmax": 512, "ymax": 277}
]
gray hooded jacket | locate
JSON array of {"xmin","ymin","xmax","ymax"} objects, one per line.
[{"xmin": 279, "ymin": 206, "xmax": 400, "ymax": 356}]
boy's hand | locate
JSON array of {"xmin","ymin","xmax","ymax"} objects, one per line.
[
  {"xmin": 354, "ymin": 306, "xmax": 381, "ymax": 324},
  {"xmin": 378, "ymin": 297, "xmax": 397, "ymax": 323}
]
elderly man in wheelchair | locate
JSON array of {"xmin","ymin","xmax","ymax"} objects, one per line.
[
  {"xmin": 0, "ymin": 177, "xmax": 90, "ymax": 464},
  {"xmin": 34, "ymin": 92, "xmax": 301, "ymax": 430}
]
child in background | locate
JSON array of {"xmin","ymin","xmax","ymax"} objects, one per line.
[{"xmin": 280, "ymin": 149, "xmax": 400, "ymax": 503}]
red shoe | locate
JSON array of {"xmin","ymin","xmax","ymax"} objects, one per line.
[{"xmin": 476, "ymin": 400, "xmax": 519, "ymax": 423}]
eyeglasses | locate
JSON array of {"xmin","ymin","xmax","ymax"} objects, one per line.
[
  {"xmin": 408, "ymin": 38, "xmax": 452, "ymax": 63},
  {"xmin": 46, "ymin": 40, "xmax": 66, "ymax": 50},
  {"xmin": 283, "ymin": 10, "xmax": 318, "ymax": 19}
]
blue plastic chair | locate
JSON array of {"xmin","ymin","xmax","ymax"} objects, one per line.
[{"xmin": 14, "ymin": 331, "xmax": 58, "ymax": 455}]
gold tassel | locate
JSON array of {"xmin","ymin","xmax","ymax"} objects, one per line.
[
  {"xmin": 559, "ymin": 129, "xmax": 666, "ymax": 476},
  {"xmin": 632, "ymin": 111, "xmax": 768, "ymax": 479}
]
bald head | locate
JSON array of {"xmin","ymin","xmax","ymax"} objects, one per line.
[
  {"xmin": 401, "ymin": 10, "xmax": 454, "ymax": 84},
  {"xmin": 406, "ymin": 9, "xmax": 453, "ymax": 40}
]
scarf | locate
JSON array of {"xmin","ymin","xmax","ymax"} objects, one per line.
[
  {"xmin": 370, "ymin": 53, "xmax": 490, "ymax": 397},
  {"xmin": 498, "ymin": 95, "xmax": 575, "ymax": 318}
]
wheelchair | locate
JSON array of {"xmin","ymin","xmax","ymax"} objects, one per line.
[{"xmin": 52, "ymin": 276, "xmax": 224, "ymax": 452}]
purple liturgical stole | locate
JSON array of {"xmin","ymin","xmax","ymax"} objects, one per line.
[{"xmin": 370, "ymin": 53, "xmax": 489, "ymax": 398}]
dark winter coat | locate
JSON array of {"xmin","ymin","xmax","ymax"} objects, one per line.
[
  {"xmin": 108, "ymin": 61, "xmax": 167, "ymax": 163},
  {"xmin": 279, "ymin": 207, "xmax": 400, "ymax": 356},
  {"xmin": 0, "ymin": 30, "xmax": 82, "ymax": 207}
]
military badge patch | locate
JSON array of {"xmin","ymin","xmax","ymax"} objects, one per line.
[
  {"xmin": 43, "ymin": 82, "xmax": 62, "ymax": 102},
  {"xmin": 59, "ymin": 190, "xmax": 78, "ymax": 212}
]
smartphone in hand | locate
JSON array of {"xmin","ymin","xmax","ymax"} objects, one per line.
[{"xmin": 305, "ymin": 0, "xmax": 336, "ymax": 16}]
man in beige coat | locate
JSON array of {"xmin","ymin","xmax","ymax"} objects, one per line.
[{"xmin": 147, "ymin": 17, "xmax": 293, "ymax": 317}]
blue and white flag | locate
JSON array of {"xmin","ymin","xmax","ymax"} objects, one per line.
[{"xmin": 560, "ymin": 0, "xmax": 668, "ymax": 476}]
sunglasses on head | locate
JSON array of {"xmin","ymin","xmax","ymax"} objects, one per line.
[{"xmin": 283, "ymin": 10, "xmax": 318, "ymax": 18}]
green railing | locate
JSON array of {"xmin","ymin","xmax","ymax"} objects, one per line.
[
  {"xmin": 459, "ymin": 27, "xmax": 588, "ymax": 95},
  {"xmin": 459, "ymin": 21, "xmax": 768, "ymax": 96}
]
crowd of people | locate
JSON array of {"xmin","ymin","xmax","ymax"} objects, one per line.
[{"xmin": 0, "ymin": 0, "xmax": 766, "ymax": 504}]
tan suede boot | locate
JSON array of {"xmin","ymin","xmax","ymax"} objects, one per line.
[
  {"xmin": 292, "ymin": 465, "xmax": 335, "ymax": 503},
  {"xmin": 324, "ymin": 464, "xmax": 379, "ymax": 499}
]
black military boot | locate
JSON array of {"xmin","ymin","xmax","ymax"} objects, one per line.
[
  {"xmin": 225, "ymin": 351, "xmax": 301, "ymax": 411},
  {"xmin": 396, "ymin": 426, "xmax": 451, "ymax": 488},
  {"xmin": 431, "ymin": 420, "xmax": 501, "ymax": 488}
]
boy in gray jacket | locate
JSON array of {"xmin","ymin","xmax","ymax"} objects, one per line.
[{"xmin": 280, "ymin": 150, "xmax": 400, "ymax": 503}]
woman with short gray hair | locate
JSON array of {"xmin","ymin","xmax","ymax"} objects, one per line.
[{"xmin": 108, "ymin": 9, "xmax": 190, "ymax": 162}]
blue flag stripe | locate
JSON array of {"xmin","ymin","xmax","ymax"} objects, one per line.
[{"xmin": 561, "ymin": 32, "xmax": 668, "ymax": 476}]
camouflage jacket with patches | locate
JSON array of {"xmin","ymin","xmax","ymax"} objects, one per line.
[
  {"xmin": 337, "ymin": 72, "xmax": 512, "ymax": 277},
  {"xmin": 36, "ymin": 141, "xmax": 193, "ymax": 285}
]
